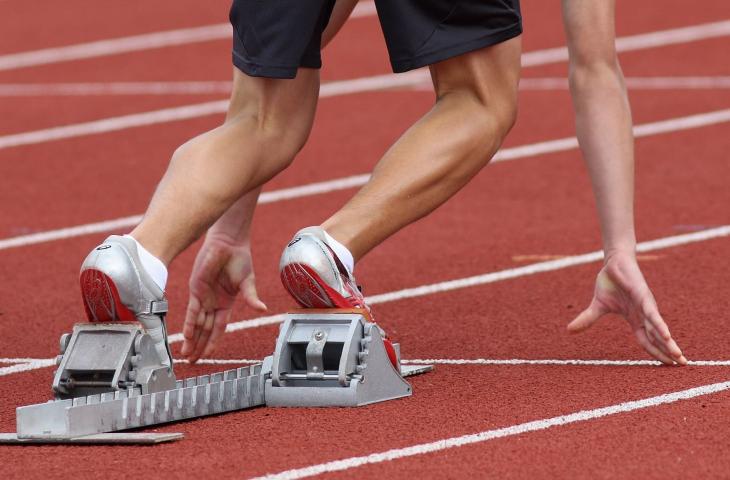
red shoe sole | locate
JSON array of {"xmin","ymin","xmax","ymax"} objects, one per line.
[
  {"xmin": 280, "ymin": 263, "xmax": 356, "ymax": 309},
  {"xmin": 80, "ymin": 269, "xmax": 136, "ymax": 322}
]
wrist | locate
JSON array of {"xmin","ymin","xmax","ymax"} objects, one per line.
[
  {"xmin": 603, "ymin": 244, "xmax": 636, "ymax": 264},
  {"xmin": 205, "ymin": 228, "xmax": 251, "ymax": 249}
]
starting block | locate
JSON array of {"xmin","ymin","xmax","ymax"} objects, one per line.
[{"xmin": 2, "ymin": 309, "xmax": 432, "ymax": 444}]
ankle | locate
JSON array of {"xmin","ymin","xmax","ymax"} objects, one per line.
[
  {"xmin": 321, "ymin": 229, "xmax": 355, "ymax": 273},
  {"xmin": 125, "ymin": 235, "xmax": 168, "ymax": 290}
]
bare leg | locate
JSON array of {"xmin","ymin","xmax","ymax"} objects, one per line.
[
  {"xmin": 131, "ymin": 67, "xmax": 320, "ymax": 265},
  {"xmin": 322, "ymin": 37, "xmax": 521, "ymax": 260}
]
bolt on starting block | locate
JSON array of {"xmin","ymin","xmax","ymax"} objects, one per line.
[{"xmin": 1, "ymin": 309, "xmax": 432, "ymax": 445}]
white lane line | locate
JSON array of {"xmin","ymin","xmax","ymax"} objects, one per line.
[
  {"xmin": 520, "ymin": 19, "xmax": 730, "ymax": 66},
  {"xmin": 3, "ymin": 225, "xmax": 728, "ymax": 377},
  {"xmin": 0, "ymin": 13, "xmax": 726, "ymax": 73},
  {"xmin": 0, "ymin": 70, "xmax": 428, "ymax": 151},
  {"xmin": 5, "ymin": 76, "xmax": 730, "ymax": 97},
  {"xmin": 0, "ymin": 81, "xmax": 236, "ymax": 96},
  {"xmin": 2, "ymin": 355, "xmax": 728, "ymax": 378},
  {"xmin": 2, "ymin": 18, "xmax": 730, "ymax": 149},
  {"xmin": 2, "ymin": 107, "xmax": 730, "ymax": 252},
  {"xmin": 0, "ymin": 359, "xmax": 55, "ymax": 376},
  {"xmin": 0, "ymin": 1, "xmax": 378, "ymax": 72},
  {"xmin": 0, "ymin": 173, "xmax": 369, "ymax": 251},
  {"xmin": 174, "ymin": 358, "xmax": 259, "ymax": 365},
  {"xmin": 5, "ymin": 357, "xmax": 729, "ymax": 368},
  {"xmin": 165, "ymin": 225, "xmax": 730, "ymax": 345},
  {"xmin": 404, "ymin": 359, "xmax": 730, "ymax": 367},
  {"xmin": 250, "ymin": 379, "xmax": 730, "ymax": 480},
  {"xmin": 519, "ymin": 76, "xmax": 730, "ymax": 90}
]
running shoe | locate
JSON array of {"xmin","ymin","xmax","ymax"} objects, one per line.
[
  {"xmin": 80, "ymin": 235, "xmax": 172, "ymax": 367},
  {"xmin": 279, "ymin": 226, "xmax": 368, "ymax": 311}
]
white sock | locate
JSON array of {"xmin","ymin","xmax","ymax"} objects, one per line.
[
  {"xmin": 322, "ymin": 230, "xmax": 355, "ymax": 274},
  {"xmin": 125, "ymin": 235, "xmax": 168, "ymax": 290}
]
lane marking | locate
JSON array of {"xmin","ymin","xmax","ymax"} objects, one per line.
[
  {"xmin": 0, "ymin": 12, "xmax": 727, "ymax": 73},
  {"xmin": 2, "ymin": 107, "xmax": 730, "ymax": 252},
  {"xmin": 5, "ymin": 76, "xmax": 730, "ymax": 97},
  {"xmin": 404, "ymin": 358, "xmax": 730, "ymax": 367},
  {"xmin": 0, "ymin": 1, "xmax": 377, "ymax": 72},
  {"xmin": 250, "ymin": 379, "xmax": 730, "ymax": 480},
  {"xmin": 0, "ymin": 81, "xmax": 236, "ymax": 96},
  {"xmin": 522, "ymin": 76, "xmax": 730, "ymax": 90},
  {"xmin": 520, "ymin": 19, "xmax": 730, "ymax": 67},
  {"xmin": 0, "ymin": 70, "xmax": 428, "ymax": 151},
  {"xmin": 3, "ymin": 357, "xmax": 729, "ymax": 369},
  {"xmin": 511, "ymin": 254, "xmax": 663, "ymax": 262},
  {"xmin": 2, "ymin": 355, "xmax": 729, "ymax": 378},
  {"xmin": 0, "ymin": 359, "xmax": 54, "ymax": 376},
  {"xmin": 2, "ymin": 18, "xmax": 730, "ymax": 148}
]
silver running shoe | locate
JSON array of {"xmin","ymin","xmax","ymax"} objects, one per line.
[
  {"xmin": 279, "ymin": 226, "xmax": 369, "ymax": 311},
  {"xmin": 80, "ymin": 235, "xmax": 172, "ymax": 367}
]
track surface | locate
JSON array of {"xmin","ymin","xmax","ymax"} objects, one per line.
[{"xmin": 1, "ymin": 1, "xmax": 729, "ymax": 478}]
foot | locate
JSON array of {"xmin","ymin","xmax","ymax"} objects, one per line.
[
  {"xmin": 280, "ymin": 227, "xmax": 399, "ymax": 368},
  {"xmin": 279, "ymin": 226, "xmax": 368, "ymax": 311},
  {"xmin": 80, "ymin": 235, "xmax": 172, "ymax": 367}
]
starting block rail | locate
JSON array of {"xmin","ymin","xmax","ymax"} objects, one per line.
[{"xmin": 3, "ymin": 309, "xmax": 432, "ymax": 444}]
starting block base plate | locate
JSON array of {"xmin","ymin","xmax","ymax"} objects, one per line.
[
  {"xmin": 0, "ymin": 432, "xmax": 183, "ymax": 445},
  {"xmin": 400, "ymin": 364, "xmax": 434, "ymax": 377}
]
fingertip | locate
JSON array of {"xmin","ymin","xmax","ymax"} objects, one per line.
[
  {"xmin": 677, "ymin": 355, "xmax": 688, "ymax": 366},
  {"xmin": 566, "ymin": 320, "xmax": 587, "ymax": 334}
]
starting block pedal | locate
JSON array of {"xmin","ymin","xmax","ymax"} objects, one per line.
[
  {"xmin": 52, "ymin": 323, "xmax": 176, "ymax": 399},
  {"xmin": 265, "ymin": 309, "xmax": 420, "ymax": 407},
  {"xmin": 3, "ymin": 309, "xmax": 432, "ymax": 444}
]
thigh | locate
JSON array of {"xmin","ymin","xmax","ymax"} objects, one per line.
[
  {"xmin": 375, "ymin": 0, "xmax": 522, "ymax": 73},
  {"xmin": 229, "ymin": 0, "xmax": 335, "ymax": 79}
]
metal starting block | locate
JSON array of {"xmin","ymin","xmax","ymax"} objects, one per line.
[
  {"xmin": 52, "ymin": 323, "xmax": 176, "ymax": 399},
  {"xmin": 3, "ymin": 309, "xmax": 432, "ymax": 444},
  {"xmin": 266, "ymin": 310, "xmax": 424, "ymax": 407}
]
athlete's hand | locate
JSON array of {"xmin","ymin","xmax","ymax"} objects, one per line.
[
  {"xmin": 181, "ymin": 234, "xmax": 267, "ymax": 363},
  {"xmin": 567, "ymin": 252, "xmax": 687, "ymax": 366}
]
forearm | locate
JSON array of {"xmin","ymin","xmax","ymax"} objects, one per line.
[
  {"xmin": 562, "ymin": 0, "xmax": 636, "ymax": 257},
  {"xmin": 207, "ymin": 187, "xmax": 261, "ymax": 244},
  {"xmin": 570, "ymin": 63, "xmax": 637, "ymax": 256}
]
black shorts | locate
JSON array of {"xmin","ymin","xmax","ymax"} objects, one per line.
[{"xmin": 229, "ymin": 0, "xmax": 522, "ymax": 79}]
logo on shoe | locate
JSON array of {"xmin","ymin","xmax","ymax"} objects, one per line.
[
  {"xmin": 96, "ymin": 245, "xmax": 112, "ymax": 251},
  {"xmin": 287, "ymin": 237, "xmax": 302, "ymax": 248}
]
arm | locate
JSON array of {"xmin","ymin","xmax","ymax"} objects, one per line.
[
  {"xmin": 181, "ymin": 189, "xmax": 267, "ymax": 362},
  {"xmin": 561, "ymin": 0, "xmax": 686, "ymax": 365}
]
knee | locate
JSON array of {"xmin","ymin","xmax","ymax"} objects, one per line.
[
  {"xmin": 445, "ymin": 88, "xmax": 518, "ymax": 151},
  {"xmin": 230, "ymin": 110, "xmax": 312, "ymax": 171}
]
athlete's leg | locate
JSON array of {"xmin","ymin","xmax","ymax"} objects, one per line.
[
  {"xmin": 131, "ymin": 67, "xmax": 319, "ymax": 265},
  {"xmin": 322, "ymin": 37, "xmax": 521, "ymax": 260}
]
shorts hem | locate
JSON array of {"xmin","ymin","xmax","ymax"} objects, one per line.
[
  {"xmin": 232, "ymin": 50, "xmax": 299, "ymax": 79},
  {"xmin": 390, "ymin": 23, "xmax": 523, "ymax": 73}
]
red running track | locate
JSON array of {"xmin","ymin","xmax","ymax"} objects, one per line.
[{"xmin": 0, "ymin": 0, "xmax": 729, "ymax": 478}]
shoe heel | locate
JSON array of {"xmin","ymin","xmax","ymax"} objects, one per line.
[{"xmin": 80, "ymin": 269, "xmax": 136, "ymax": 322}]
